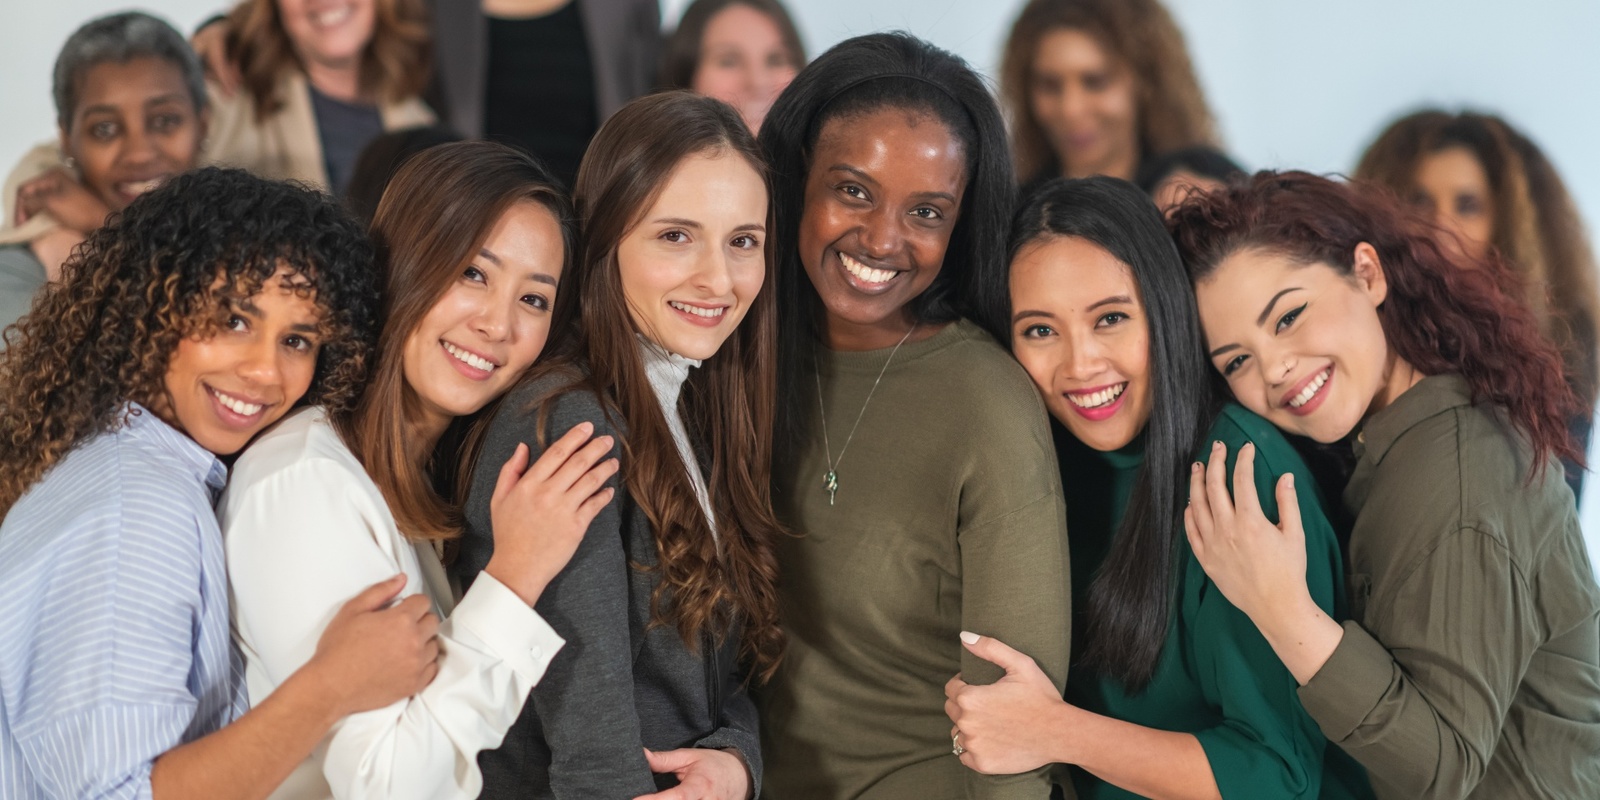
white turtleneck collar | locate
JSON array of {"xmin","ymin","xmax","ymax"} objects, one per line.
[{"xmin": 637, "ymin": 336, "xmax": 718, "ymax": 542}]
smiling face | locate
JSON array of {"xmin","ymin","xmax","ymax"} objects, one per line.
[
  {"xmin": 1029, "ymin": 27, "xmax": 1139, "ymax": 180},
  {"xmin": 276, "ymin": 0, "xmax": 375, "ymax": 72},
  {"xmin": 402, "ymin": 201, "xmax": 566, "ymax": 432},
  {"xmin": 156, "ymin": 267, "xmax": 324, "ymax": 455},
  {"xmin": 617, "ymin": 150, "xmax": 767, "ymax": 360},
  {"xmin": 1410, "ymin": 146, "xmax": 1495, "ymax": 262},
  {"xmin": 62, "ymin": 57, "xmax": 205, "ymax": 211},
  {"xmin": 798, "ymin": 107, "xmax": 968, "ymax": 350},
  {"xmin": 690, "ymin": 4, "xmax": 798, "ymax": 133},
  {"xmin": 1194, "ymin": 245, "xmax": 1401, "ymax": 442},
  {"xmin": 1011, "ymin": 236, "xmax": 1152, "ymax": 451}
]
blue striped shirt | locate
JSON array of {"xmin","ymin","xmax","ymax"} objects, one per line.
[{"xmin": 0, "ymin": 405, "xmax": 247, "ymax": 799}]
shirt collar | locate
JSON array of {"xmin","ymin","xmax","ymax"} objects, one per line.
[
  {"xmin": 1351, "ymin": 374, "xmax": 1473, "ymax": 466},
  {"xmin": 122, "ymin": 402, "xmax": 229, "ymax": 493},
  {"xmin": 638, "ymin": 335, "xmax": 701, "ymax": 411}
]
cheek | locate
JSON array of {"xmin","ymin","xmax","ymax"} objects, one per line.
[
  {"xmin": 1012, "ymin": 345, "xmax": 1057, "ymax": 396},
  {"xmin": 692, "ymin": 67, "xmax": 740, "ymax": 100},
  {"xmin": 509, "ymin": 316, "xmax": 551, "ymax": 370}
]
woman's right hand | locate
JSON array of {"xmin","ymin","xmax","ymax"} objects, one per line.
[
  {"xmin": 190, "ymin": 16, "xmax": 241, "ymax": 95},
  {"xmin": 484, "ymin": 422, "xmax": 619, "ymax": 606},
  {"xmin": 306, "ymin": 574, "xmax": 441, "ymax": 716},
  {"xmin": 15, "ymin": 168, "xmax": 109, "ymax": 232}
]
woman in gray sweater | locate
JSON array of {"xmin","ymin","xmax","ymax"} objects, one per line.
[{"xmin": 450, "ymin": 91, "xmax": 784, "ymax": 799}]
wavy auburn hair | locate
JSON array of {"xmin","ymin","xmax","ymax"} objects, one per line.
[
  {"xmin": 1356, "ymin": 109, "xmax": 1600, "ymax": 409},
  {"xmin": 532, "ymin": 91, "xmax": 784, "ymax": 679},
  {"xmin": 0, "ymin": 167, "xmax": 378, "ymax": 513},
  {"xmin": 1170, "ymin": 171, "xmax": 1580, "ymax": 474},
  {"xmin": 342, "ymin": 141, "xmax": 573, "ymax": 542},
  {"xmin": 226, "ymin": 0, "xmax": 431, "ymax": 119},
  {"xmin": 1001, "ymin": 0, "xmax": 1216, "ymax": 184}
]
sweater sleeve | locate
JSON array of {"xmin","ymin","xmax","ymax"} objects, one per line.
[
  {"xmin": 693, "ymin": 663, "xmax": 764, "ymax": 796},
  {"xmin": 956, "ymin": 374, "xmax": 1072, "ymax": 800},
  {"xmin": 222, "ymin": 454, "xmax": 564, "ymax": 800},
  {"xmin": 1187, "ymin": 433, "xmax": 1339, "ymax": 800},
  {"xmin": 463, "ymin": 386, "xmax": 658, "ymax": 797}
]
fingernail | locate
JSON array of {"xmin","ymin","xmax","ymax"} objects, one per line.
[
  {"xmin": 959, "ymin": 631, "xmax": 979, "ymax": 645},
  {"xmin": 1192, "ymin": 462, "xmax": 1202, "ymax": 473},
  {"xmin": 578, "ymin": 421, "xmax": 593, "ymax": 434},
  {"xmin": 1212, "ymin": 440, "xmax": 1223, "ymax": 450},
  {"xmin": 1284, "ymin": 473, "xmax": 1294, "ymax": 487}
]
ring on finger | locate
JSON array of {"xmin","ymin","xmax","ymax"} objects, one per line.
[{"xmin": 952, "ymin": 730, "xmax": 965, "ymax": 757}]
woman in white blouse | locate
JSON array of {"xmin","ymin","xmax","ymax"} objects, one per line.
[{"xmin": 219, "ymin": 140, "xmax": 617, "ymax": 799}]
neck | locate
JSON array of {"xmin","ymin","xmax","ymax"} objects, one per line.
[
  {"xmin": 404, "ymin": 406, "xmax": 451, "ymax": 469},
  {"xmin": 304, "ymin": 59, "xmax": 364, "ymax": 103},
  {"xmin": 821, "ymin": 308, "xmax": 940, "ymax": 351},
  {"xmin": 1064, "ymin": 147, "xmax": 1138, "ymax": 182},
  {"xmin": 1367, "ymin": 352, "xmax": 1427, "ymax": 417}
]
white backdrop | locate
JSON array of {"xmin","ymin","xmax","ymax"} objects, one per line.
[{"xmin": 6, "ymin": 0, "xmax": 1600, "ymax": 568}]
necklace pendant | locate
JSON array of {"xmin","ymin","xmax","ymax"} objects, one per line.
[{"xmin": 823, "ymin": 470, "xmax": 838, "ymax": 506}]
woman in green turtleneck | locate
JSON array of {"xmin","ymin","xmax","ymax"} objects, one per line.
[{"xmin": 943, "ymin": 178, "xmax": 1373, "ymax": 800}]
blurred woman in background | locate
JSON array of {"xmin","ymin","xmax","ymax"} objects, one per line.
[{"xmin": 658, "ymin": 0, "xmax": 806, "ymax": 134}]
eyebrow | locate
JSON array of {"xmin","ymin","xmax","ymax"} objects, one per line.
[
  {"xmin": 479, "ymin": 246, "xmax": 557, "ymax": 286},
  {"xmin": 1012, "ymin": 308, "xmax": 1056, "ymax": 323},
  {"xmin": 651, "ymin": 217, "xmax": 703, "ymax": 229},
  {"xmin": 235, "ymin": 296, "xmax": 320, "ymax": 335},
  {"xmin": 1087, "ymin": 294, "xmax": 1134, "ymax": 312},
  {"xmin": 829, "ymin": 164, "xmax": 956, "ymax": 205},
  {"xmin": 1255, "ymin": 287, "xmax": 1303, "ymax": 327},
  {"xmin": 79, "ymin": 94, "xmax": 189, "ymax": 117}
]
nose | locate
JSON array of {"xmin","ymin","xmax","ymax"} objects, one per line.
[
  {"xmin": 236, "ymin": 336, "xmax": 283, "ymax": 388},
  {"xmin": 1060, "ymin": 81, "xmax": 1090, "ymax": 125},
  {"xmin": 472, "ymin": 295, "xmax": 512, "ymax": 341},
  {"xmin": 693, "ymin": 246, "xmax": 736, "ymax": 297},
  {"xmin": 1059, "ymin": 335, "xmax": 1107, "ymax": 383},
  {"xmin": 1262, "ymin": 346, "xmax": 1296, "ymax": 386},
  {"xmin": 120, "ymin": 124, "xmax": 159, "ymax": 167},
  {"xmin": 856, "ymin": 203, "xmax": 902, "ymax": 261}
]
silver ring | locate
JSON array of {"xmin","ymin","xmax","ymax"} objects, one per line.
[{"xmin": 952, "ymin": 731, "xmax": 965, "ymax": 757}]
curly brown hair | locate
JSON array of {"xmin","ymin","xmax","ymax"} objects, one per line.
[
  {"xmin": 1000, "ymin": 0, "xmax": 1217, "ymax": 183},
  {"xmin": 1355, "ymin": 109, "xmax": 1600, "ymax": 409},
  {"xmin": 225, "ymin": 0, "xmax": 431, "ymax": 119},
  {"xmin": 0, "ymin": 167, "xmax": 380, "ymax": 514}
]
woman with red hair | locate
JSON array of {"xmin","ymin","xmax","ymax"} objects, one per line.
[{"xmin": 1169, "ymin": 171, "xmax": 1600, "ymax": 798}]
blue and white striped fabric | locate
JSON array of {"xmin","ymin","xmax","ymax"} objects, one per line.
[{"xmin": 0, "ymin": 404, "xmax": 247, "ymax": 799}]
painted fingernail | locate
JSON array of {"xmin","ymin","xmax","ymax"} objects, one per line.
[
  {"xmin": 959, "ymin": 631, "xmax": 979, "ymax": 645},
  {"xmin": 1192, "ymin": 462, "xmax": 1202, "ymax": 473},
  {"xmin": 1212, "ymin": 440, "xmax": 1224, "ymax": 450}
]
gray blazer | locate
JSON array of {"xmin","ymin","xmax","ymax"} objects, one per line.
[
  {"xmin": 453, "ymin": 368, "xmax": 762, "ymax": 799},
  {"xmin": 429, "ymin": 0, "xmax": 662, "ymax": 139}
]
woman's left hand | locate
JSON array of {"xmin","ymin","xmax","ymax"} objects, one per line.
[
  {"xmin": 634, "ymin": 747, "xmax": 752, "ymax": 800},
  {"xmin": 16, "ymin": 168, "xmax": 111, "ymax": 232},
  {"xmin": 944, "ymin": 633, "xmax": 1070, "ymax": 775}
]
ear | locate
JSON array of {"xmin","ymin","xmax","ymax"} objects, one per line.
[
  {"xmin": 56, "ymin": 126, "xmax": 71, "ymax": 166},
  {"xmin": 1351, "ymin": 242, "xmax": 1388, "ymax": 308}
]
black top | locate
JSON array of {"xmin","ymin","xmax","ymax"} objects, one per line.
[
  {"xmin": 307, "ymin": 84, "xmax": 384, "ymax": 195},
  {"xmin": 453, "ymin": 369, "xmax": 761, "ymax": 798},
  {"xmin": 482, "ymin": 2, "xmax": 599, "ymax": 188}
]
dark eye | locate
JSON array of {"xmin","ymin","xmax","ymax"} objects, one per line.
[
  {"xmin": 910, "ymin": 207, "xmax": 943, "ymax": 221},
  {"xmin": 463, "ymin": 265, "xmax": 486, "ymax": 283},
  {"xmin": 283, "ymin": 333, "xmax": 317, "ymax": 353},
  {"xmin": 89, "ymin": 121, "xmax": 119, "ymax": 141},
  {"xmin": 1020, "ymin": 323, "xmax": 1055, "ymax": 339},
  {"xmin": 522, "ymin": 293, "xmax": 550, "ymax": 311},
  {"xmin": 1456, "ymin": 194, "xmax": 1486, "ymax": 216},
  {"xmin": 662, "ymin": 229, "xmax": 689, "ymax": 243},
  {"xmin": 839, "ymin": 184, "xmax": 868, "ymax": 201},
  {"xmin": 1081, "ymin": 72, "xmax": 1110, "ymax": 92},
  {"xmin": 227, "ymin": 314, "xmax": 249, "ymax": 332},
  {"xmin": 731, "ymin": 234, "xmax": 760, "ymax": 250},
  {"xmin": 1275, "ymin": 303, "xmax": 1305, "ymax": 333},
  {"xmin": 1221, "ymin": 353, "xmax": 1248, "ymax": 376},
  {"xmin": 151, "ymin": 113, "xmax": 183, "ymax": 133},
  {"xmin": 1097, "ymin": 311, "xmax": 1129, "ymax": 328}
]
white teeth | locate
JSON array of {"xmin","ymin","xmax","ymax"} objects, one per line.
[
  {"xmin": 1067, "ymin": 382, "xmax": 1126, "ymax": 409},
  {"xmin": 1289, "ymin": 367, "xmax": 1331, "ymax": 408},
  {"xmin": 212, "ymin": 388, "xmax": 263, "ymax": 417},
  {"xmin": 311, "ymin": 5, "xmax": 352, "ymax": 26},
  {"xmin": 668, "ymin": 300, "xmax": 726, "ymax": 319},
  {"xmin": 119, "ymin": 178, "xmax": 164, "ymax": 196},
  {"xmin": 443, "ymin": 341, "xmax": 495, "ymax": 372},
  {"xmin": 840, "ymin": 253, "xmax": 898, "ymax": 284}
]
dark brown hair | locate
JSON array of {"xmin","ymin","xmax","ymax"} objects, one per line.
[
  {"xmin": 0, "ymin": 167, "xmax": 378, "ymax": 513},
  {"xmin": 658, "ymin": 0, "xmax": 806, "ymax": 91},
  {"xmin": 1356, "ymin": 109, "xmax": 1600, "ymax": 409},
  {"xmin": 1000, "ymin": 0, "xmax": 1216, "ymax": 182},
  {"xmin": 532, "ymin": 91, "xmax": 784, "ymax": 679},
  {"xmin": 1170, "ymin": 171, "xmax": 1580, "ymax": 474},
  {"xmin": 342, "ymin": 141, "xmax": 574, "ymax": 542},
  {"xmin": 226, "ymin": 0, "xmax": 431, "ymax": 119}
]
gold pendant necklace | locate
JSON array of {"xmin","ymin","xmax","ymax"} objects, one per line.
[{"xmin": 814, "ymin": 324, "xmax": 917, "ymax": 506}]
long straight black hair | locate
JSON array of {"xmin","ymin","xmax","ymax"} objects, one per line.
[
  {"xmin": 1009, "ymin": 177, "xmax": 1216, "ymax": 690},
  {"xmin": 759, "ymin": 32, "xmax": 1017, "ymax": 450}
]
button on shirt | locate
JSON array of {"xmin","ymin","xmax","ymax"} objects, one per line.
[{"xmin": 0, "ymin": 405, "xmax": 245, "ymax": 799}]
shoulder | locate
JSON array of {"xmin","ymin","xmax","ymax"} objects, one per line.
[
  {"xmin": 1207, "ymin": 404, "xmax": 1310, "ymax": 473},
  {"xmin": 492, "ymin": 366, "xmax": 624, "ymax": 444},
  {"xmin": 914, "ymin": 320, "xmax": 1050, "ymax": 422},
  {"xmin": 227, "ymin": 407, "xmax": 367, "ymax": 495}
]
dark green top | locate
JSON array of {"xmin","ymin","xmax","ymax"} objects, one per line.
[
  {"xmin": 1061, "ymin": 404, "xmax": 1373, "ymax": 800},
  {"xmin": 1298, "ymin": 375, "xmax": 1600, "ymax": 799}
]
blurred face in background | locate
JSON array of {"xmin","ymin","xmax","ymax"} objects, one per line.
[
  {"xmin": 1409, "ymin": 145, "xmax": 1495, "ymax": 263},
  {"xmin": 62, "ymin": 56, "xmax": 206, "ymax": 211},
  {"xmin": 276, "ymin": 0, "xmax": 376, "ymax": 74},
  {"xmin": 691, "ymin": 3, "xmax": 800, "ymax": 133},
  {"xmin": 1028, "ymin": 27, "xmax": 1139, "ymax": 180}
]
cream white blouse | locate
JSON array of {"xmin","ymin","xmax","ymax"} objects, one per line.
[{"xmin": 219, "ymin": 407, "xmax": 564, "ymax": 800}]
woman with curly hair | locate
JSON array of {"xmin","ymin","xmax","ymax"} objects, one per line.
[
  {"xmin": 1355, "ymin": 109, "xmax": 1600, "ymax": 499},
  {"xmin": 0, "ymin": 167, "xmax": 440, "ymax": 798},
  {"xmin": 1171, "ymin": 172, "xmax": 1600, "ymax": 799},
  {"xmin": 1000, "ymin": 0, "xmax": 1218, "ymax": 187},
  {"xmin": 449, "ymin": 92, "xmax": 782, "ymax": 798},
  {"xmin": 220, "ymin": 141, "xmax": 617, "ymax": 799}
]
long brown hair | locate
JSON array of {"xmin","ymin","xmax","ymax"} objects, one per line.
[
  {"xmin": 657, "ymin": 0, "xmax": 806, "ymax": 90},
  {"xmin": 1355, "ymin": 109, "xmax": 1600, "ymax": 408},
  {"xmin": 530, "ymin": 91, "xmax": 784, "ymax": 679},
  {"xmin": 225, "ymin": 0, "xmax": 431, "ymax": 119},
  {"xmin": 1171, "ymin": 171, "xmax": 1580, "ymax": 474},
  {"xmin": 0, "ymin": 167, "xmax": 377, "ymax": 514},
  {"xmin": 342, "ymin": 141, "xmax": 574, "ymax": 542},
  {"xmin": 1000, "ymin": 0, "xmax": 1217, "ymax": 183}
]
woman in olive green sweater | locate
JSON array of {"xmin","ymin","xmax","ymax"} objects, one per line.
[
  {"xmin": 1173, "ymin": 172, "xmax": 1600, "ymax": 799},
  {"xmin": 945, "ymin": 177, "xmax": 1374, "ymax": 800}
]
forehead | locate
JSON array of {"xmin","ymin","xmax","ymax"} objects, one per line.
[
  {"xmin": 1012, "ymin": 236, "xmax": 1139, "ymax": 307},
  {"xmin": 703, "ymin": 4, "xmax": 783, "ymax": 45},
  {"xmin": 643, "ymin": 150, "xmax": 767, "ymax": 217},
  {"xmin": 1416, "ymin": 146, "xmax": 1491, "ymax": 188},
  {"xmin": 812, "ymin": 107, "xmax": 967, "ymax": 185},
  {"xmin": 74, "ymin": 56, "xmax": 191, "ymax": 115},
  {"xmin": 1033, "ymin": 27, "xmax": 1117, "ymax": 72}
]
